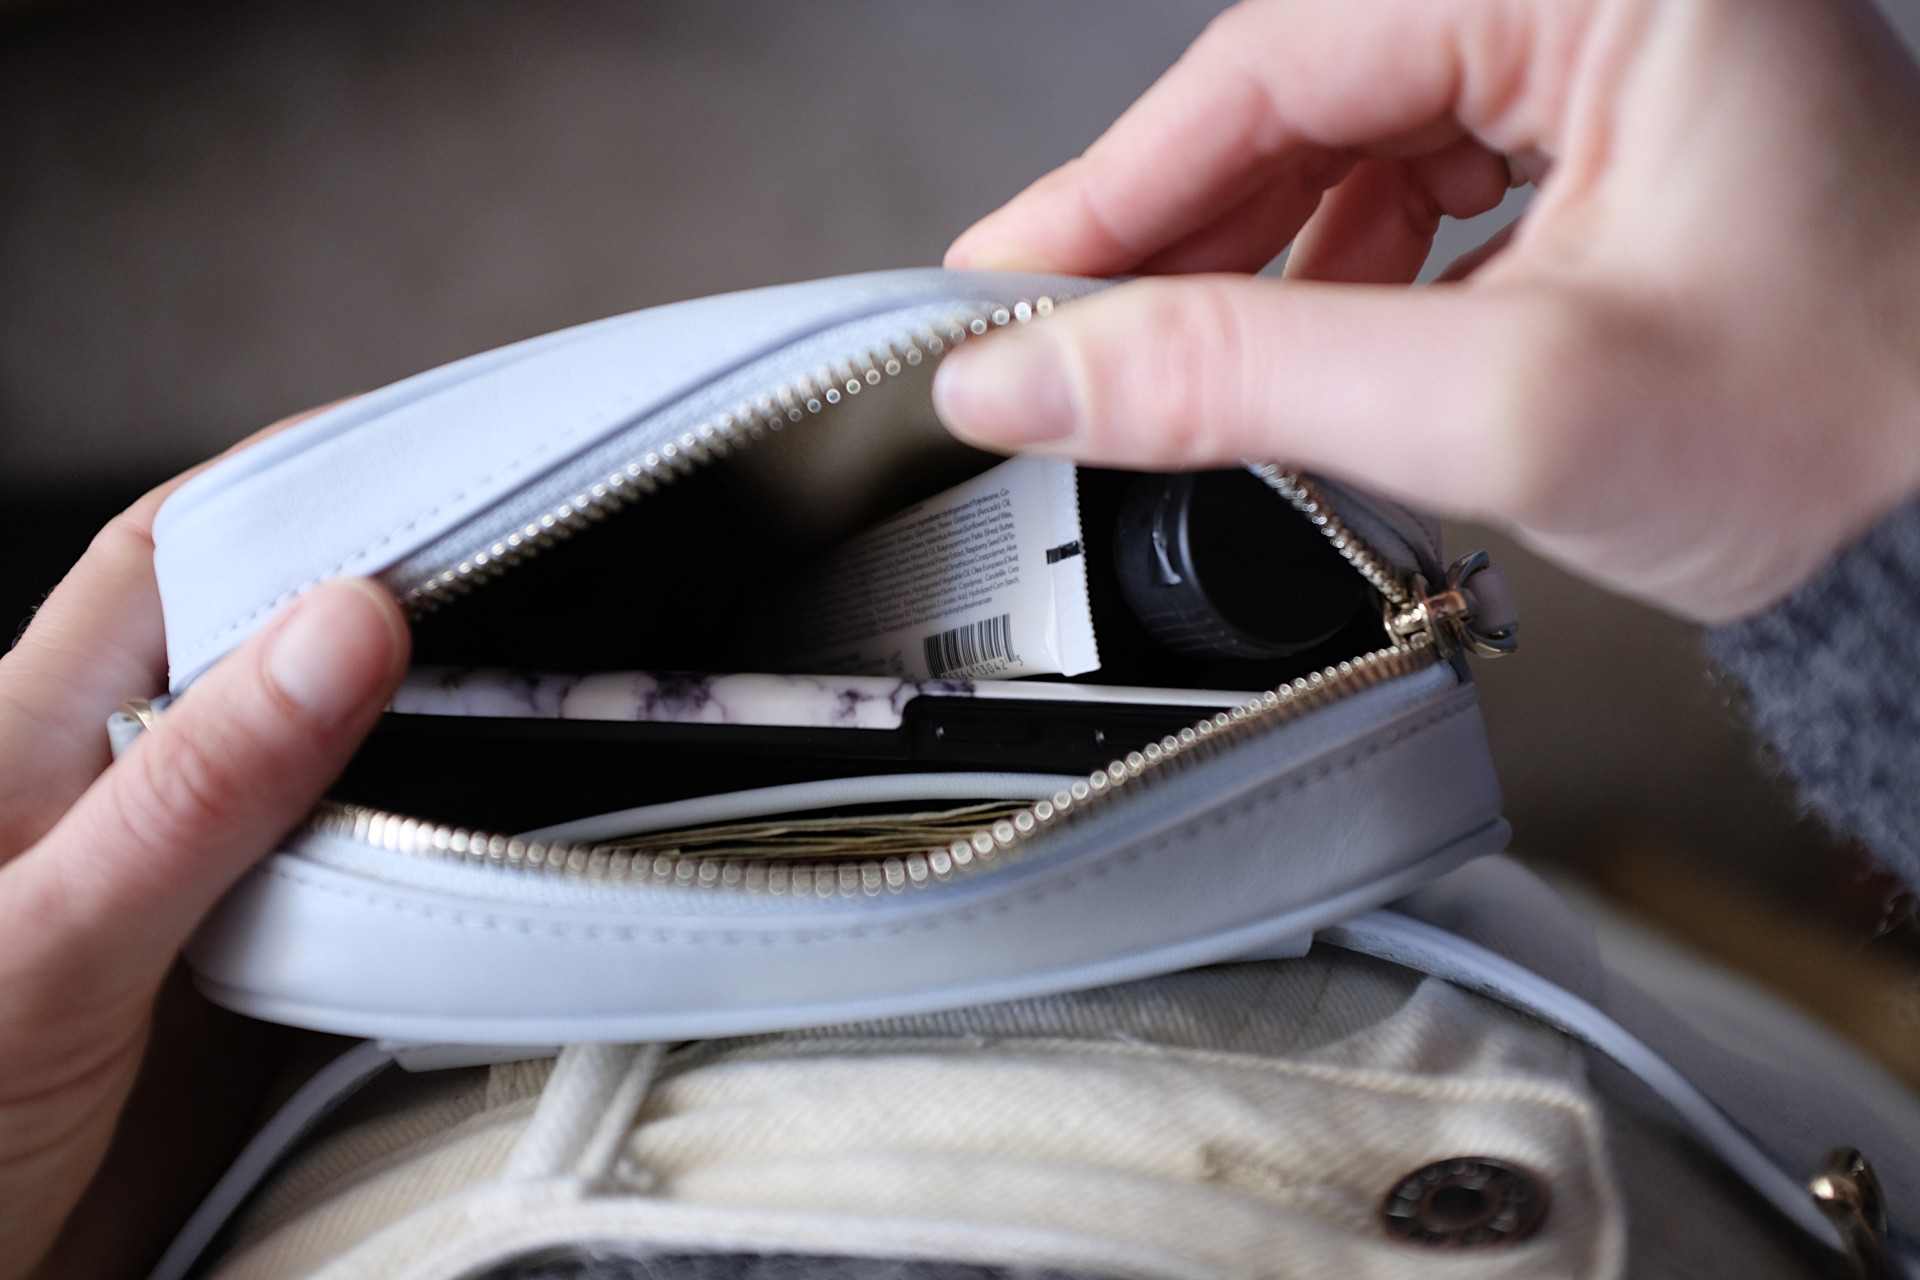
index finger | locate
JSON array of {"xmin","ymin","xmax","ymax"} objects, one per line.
[{"xmin": 945, "ymin": 0, "xmax": 1589, "ymax": 275}]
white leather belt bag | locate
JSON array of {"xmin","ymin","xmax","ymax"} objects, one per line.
[{"xmin": 145, "ymin": 268, "xmax": 1520, "ymax": 1046}]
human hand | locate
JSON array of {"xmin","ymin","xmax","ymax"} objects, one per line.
[
  {"xmin": 0, "ymin": 443, "xmax": 408, "ymax": 1277},
  {"xmin": 935, "ymin": 0, "xmax": 1920, "ymax": 623}
]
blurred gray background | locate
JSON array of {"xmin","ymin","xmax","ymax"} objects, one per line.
[{"xmin": 4, "ymin": 0, "xmax": 1920, "ymax": 987}]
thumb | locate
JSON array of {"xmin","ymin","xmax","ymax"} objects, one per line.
[
  {"xmin": 0, "ymin": 578, "xmax": 409, "ymax": 1024},
  {"xmin": 932, "ymin": 274, "xmax": 1577, "ymax": 526}
]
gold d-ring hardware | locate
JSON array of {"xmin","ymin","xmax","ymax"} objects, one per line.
[
  {"xmin": 1809, "ymin": 1148, "xmax": 1896, "ymax": 1280},
  {"xmin": 1386, "ymin": 551, "xmax": 1520, "ymax": 659},
  {"xmin": 119, "ymin": 699, "xmax": 162, "ymax": 733}
]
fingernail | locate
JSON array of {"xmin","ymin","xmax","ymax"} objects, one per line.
[
  {"xmin": 266, "ymin": 580, "xmax": 400, "ymax": 723},
  {"xmin": 933, "ymin": 331, "xmax": 1078, "ymax": 446}
]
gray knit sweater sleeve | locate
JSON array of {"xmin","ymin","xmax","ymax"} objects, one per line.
[{"xmin": 1706, "ymin": 492, "xmax": 1920, "ymax": 885}]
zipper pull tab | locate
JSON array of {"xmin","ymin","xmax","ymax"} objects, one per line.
[
  {"xmin": 108, "ymin": 696, "xmax": 168, "ymax": 760},
  {"xmin": 1387, "ymin": 551, "xmax": 1520, "ymax": 658}
]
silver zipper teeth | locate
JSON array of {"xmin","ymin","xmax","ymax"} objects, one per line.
[
  {"xmin": 307, "ymin": 637, "xmax": 1435, "ymax": 898},
  {"xmin": 402, "ymin": 296, "xmax": 1058, "ymax": 615},
  {"xmin": 324, "ymin": 292, "xmax": 1441, "ymax": 898},
  {"xmin": 1246, "ymin": 464, "xmax": 1412, "ymax": 608}
]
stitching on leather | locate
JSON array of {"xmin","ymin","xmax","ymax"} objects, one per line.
[
  {"xmin": 175, "ymin": 385, "xmax": 654, "ymax": 674},
  {"xmin": 176, "ymin": 293, "xmax": 929, "ymax": 675},
  {"xmin": 262, "ymin": 694, "xmax": 1481, "ymax": 948}
]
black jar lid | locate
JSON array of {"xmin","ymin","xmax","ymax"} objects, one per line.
[{"xmin": 1112, "ymin": 468, "xmax": 1370, "ymax": 660}]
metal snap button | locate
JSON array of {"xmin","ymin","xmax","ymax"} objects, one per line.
[{"xmin": 1381, "ymin": 1157, "xmax": 1549, "ymax": 1247}]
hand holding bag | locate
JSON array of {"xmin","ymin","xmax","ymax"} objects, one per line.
[
  {"xmin": 142, "ymin": 268, "xmax": 1518, "ymax": 1045},
  {"xmin": 138, "ymin": 270, "xmax": 1920, "ymax": 1280}
]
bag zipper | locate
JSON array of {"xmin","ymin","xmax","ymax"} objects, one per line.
[
  {"xmin": 397, "ymin": 298, "xmax": 1056, "ymax": 616},
  {"xmin": 304, "ymin": 636, "xmax": 1437, "ymax": 897},
  {"xmin": 287, "ymin": 293, "xmax": 1510, "ymax": 898}
]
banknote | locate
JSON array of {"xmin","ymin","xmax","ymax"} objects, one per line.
[{"xmin": 595, "ymin": 800, "xmax": 1031, "ymax": 861}]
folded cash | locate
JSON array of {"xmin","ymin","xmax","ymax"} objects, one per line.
[{"xmin": 595, "ymin": 800, "xmax": 1031, "ymax": 861}]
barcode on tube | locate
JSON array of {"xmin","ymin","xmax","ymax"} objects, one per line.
[{"xmin": 924, "ymin": 613, "xmax": 1013, "ymax": 678}]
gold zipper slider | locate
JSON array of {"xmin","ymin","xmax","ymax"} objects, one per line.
[{"xmin": 1387, "ymin": 551, "xmax": 1520, "ymax": 659}]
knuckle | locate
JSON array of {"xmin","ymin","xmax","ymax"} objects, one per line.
[
  {"xmin": 1101, "ymin": 281, "xmax": 1256, "ymax": 465},
  {"xmin": 86, "ymin": 507, "xmax": 158, "ymax": 564},
  {"xmin": 1474, "ymin": 291, "xmax": 1620, "ymax": 518},
  {"xmin": 0, "ymin": 1045, "xmax": 142, "ymax": 1174},
  {"xmin": 1197, "ymin": 2, "xmax": 1260, "ymax": 50},
  {"xmin": 116, "ymin": 714, "xmax": 266, "ymax": 857},
  {"xmin": 1431, "ymin": 145, "xmax": 1513, "ymax": 221}
]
